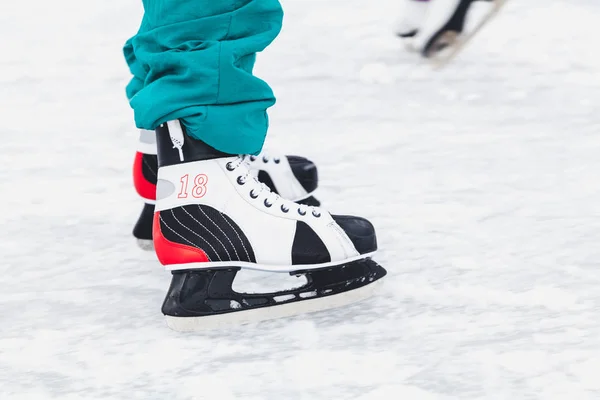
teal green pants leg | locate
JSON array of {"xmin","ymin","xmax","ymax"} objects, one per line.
[
  {"xmin": 123, "ymin": 0, "xmax": 283, "ymax": 155},
  {"xmin": 123, "ymin": 16, "xmax": 149, "ymax": 101}
]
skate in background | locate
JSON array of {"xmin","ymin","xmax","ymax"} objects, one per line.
[{"xmin": 395, "ymin": 0, "xmax": 510, "ymax": 68}]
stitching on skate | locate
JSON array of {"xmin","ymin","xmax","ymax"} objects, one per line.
[
  {"xmin": 142, "ymin": 156, "xmax": 157, "ymax": 177},
  {"xmin": 197, "ymin": 205, "xmax": 240, "ymax": 261},
  {"xmin": 329, "ymin": 222, "xmax": 355, "ymax": 258},
  {"xmin": 181, "ymin": 206, "xmax": 231, "ymax": 261},
  {"xmin": 170, "ymin": 209, "xmax": 222, "ymax": 261},
  {"xmin": 218, "ymin": 211, "xmax": 251, "ymax": 262},
  {"xmin": 159, "ymin": 214, "xmax": 212, "ymax": 261}
]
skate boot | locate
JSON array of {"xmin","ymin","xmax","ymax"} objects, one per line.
[
  {"xmin": 154, "ymin": 120, "xmax": 386, "ymax": 331},
  {"xmin": 132, "ymin": 131, "xmax": 321, "ymax": 250},
  {"xmin": 411, "ymin": 0, "xmax": 509, "ymax": 67},
  {"xmin": 132, "ymin": 129, "xmax": 158, "ymax": 251},
  {"xmin": 412, "ymin": 0, "xmax": 472, "ymax": 58}
]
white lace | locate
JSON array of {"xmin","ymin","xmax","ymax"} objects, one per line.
[
  {"xmin": 167, "ymin": 121, "xmax": 185, "ymax": 161},
  {"xmin": 227, "ymin": 156, "xmax": 321, "ymax": 217}
]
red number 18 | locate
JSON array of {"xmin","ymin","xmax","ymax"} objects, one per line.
[{"xmin": 178, "ymin": 174, "xmax": 208, "ymax": 199}]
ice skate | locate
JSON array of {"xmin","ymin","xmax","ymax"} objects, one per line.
[
  {"xmin": 132, "ymin": 129, "xmax": 158, "ymax": 251},
  {"xmin": 132, "ymin": 130, "xmax": 321, "ymax": 250},
  {"xmin": 154, "ymin": 120, "xmax": 386, "ymax": 331},
  {"xmin": 408, "ymin": 0, "xmax": 509, "ymax": 68},
  {"xmin": 410, "ymin": 0, "xmax": 471, "ymax": 59},
  {"xmin": 431, "ymin": 0, "xmax": 510, "ymax": 68}
]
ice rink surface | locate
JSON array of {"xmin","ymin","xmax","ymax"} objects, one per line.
[{"xmin": 2, "ymin": 0, "xmax": 600, "ymax": 398}]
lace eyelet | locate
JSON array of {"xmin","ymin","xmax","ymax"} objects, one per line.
[
  {"xmin": 237, "ymin": 176, "xmax": 245, "ymax": 185},
  {"xmin": 263, "ymin": 156, "xmax": 269, "ymax": 163},
  {"xmin": 274, "ymin": 158, "xmax": 281, "ymax": 164},
  {"xmin": 312, "ymin": 211, "xmax": 321, "ymax": 218},
  {"xmin": 298, "ymin": 209, "xmax": 307, "ymax": 216},
  {"xmin": 250, "ymin": 190, "xmax": 258, "ymax": 199},
  {"xmin": 226, "ymin": 162, "xmax": 235, "ymax": 171},
  {"xmin": 249, "ymin": 156, "xmax": 256, "ymax": 162},
  {"xmin": 281, "ymin": 205, "xmax": 289, "ymax": 213},
  {"xmin": 264, "ymin": 199, "xmax": 273, "ymax": 208}
]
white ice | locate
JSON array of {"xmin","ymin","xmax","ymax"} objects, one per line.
[{"xmin": 2, "ymin": 0, "xmax": 600, "ymax": 399}]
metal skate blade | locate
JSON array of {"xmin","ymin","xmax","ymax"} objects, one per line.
[
  {"xmin": 164, "ymin": 279, "xmax": 384, "ymax": 332},
  {"xmin": 425, "ymin": 31, "xmax": 459, "ymax": 58},
  {"xmin": 136, "ymin": 239, "xmax": 154, "ymax": 251}
]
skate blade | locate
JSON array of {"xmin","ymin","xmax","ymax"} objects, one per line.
[
  {"xmin": 136, "ymin": 239, "xmax": 154, "ymax": 251},
  {"xmin": 424, "ymin": 31, "xmax": 459, "ymax": 58},
  {"xmin": 164, "ymin": 279, "xmax": 384, "ymax": 332},
  {"xmin": 431, "ymin": 0, "xmax": 510, "ymax": 69}
]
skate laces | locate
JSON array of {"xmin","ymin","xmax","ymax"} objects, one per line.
[
  {"xmin": 167, "ymin": 121, "xmax": 185, "ymax": 161},
  {"xmin": 226, "ymin": 157, "xmax": 321, "ymax": 218}
]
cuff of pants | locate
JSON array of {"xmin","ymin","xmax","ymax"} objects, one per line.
[
  {"xmin": 128, "ymin": 0, "xmax": 283, "ymax": 155},
  {"xmin": 161, "ymin": 102, "xmax": 273, "ymax": 156}
]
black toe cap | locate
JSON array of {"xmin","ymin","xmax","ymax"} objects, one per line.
[
  {"xmin": 287, "ymin": 155, "xmax": 318, "ymax": 194},
  {"xmin": 332, "ymin": 215, "xmax": 377, "ymax": 255}
]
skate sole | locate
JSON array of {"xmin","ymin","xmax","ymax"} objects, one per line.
[
  {"xmin": 164, "ymin": 278, "xmax": 384, "ymax": 332},
  {"xmin": 432, "ymin": 0, "xmax": 510, "ymax": 69},
  {"xmin": 165, "ymin": 251, "xmax": 377, "ymax": 273}
]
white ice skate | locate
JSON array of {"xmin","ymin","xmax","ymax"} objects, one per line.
[
  {"xmin": 397, "ymin": 0, "xmax": 510, "ymax": 68},
  {"xmin": 153, "ymin": 121, "xmax": 386, "ymax": 331},
  {"xmin": 132, "ymin": 130, "xmax": 321, "ymax": 250},
  {"xmin": 132, "ymin": 129, "xmax": 159, "ymax": 251}
]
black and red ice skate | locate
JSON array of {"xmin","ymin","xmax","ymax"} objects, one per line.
[
  {"xmin": 132, "ymin": 129, "xmax": 159, "ymax": 250},
  {"xmin": 153, "ymin": 121, "xmax": 386, "ymax": 331},
  {"xmin": 132, "ymin": 130, "xmax": 321, "ymax": 250}
]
